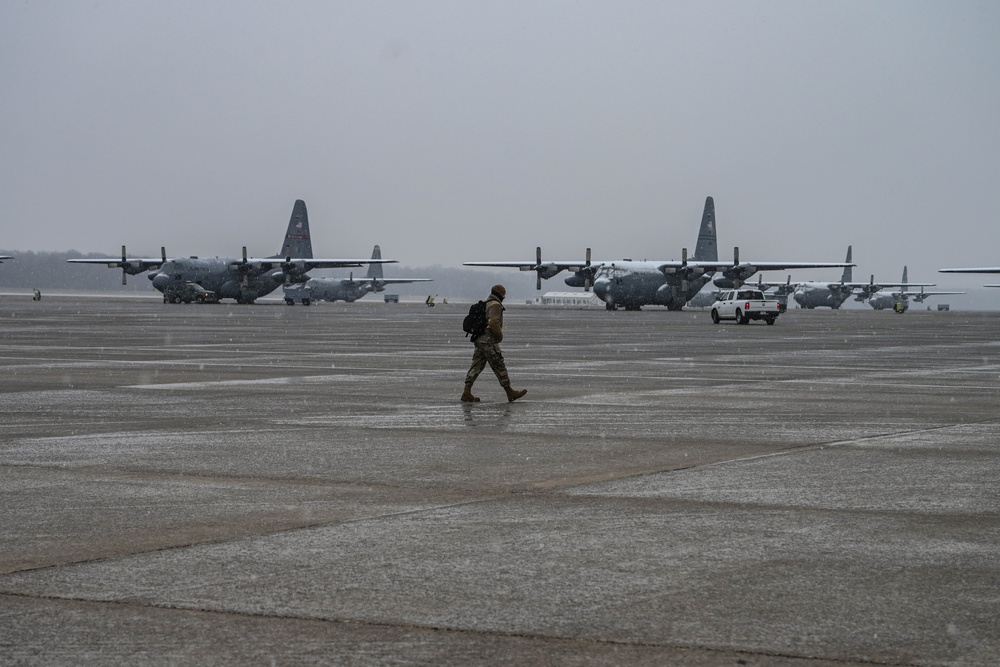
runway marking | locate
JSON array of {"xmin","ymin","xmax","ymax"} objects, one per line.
[{"xmin": 130, "ymin": 375, "xmax": 372, "ymax": 389}]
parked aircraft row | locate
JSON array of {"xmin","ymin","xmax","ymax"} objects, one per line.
[
  {"xmin": 688, "ymin": 245, "xmax": 965, "ymax": 311},
  {"xmin": 67, "ymin": 200, "xmax": 430, "ymax": 304},
  {"xmin": 58, "ymin": 196, "xmax": 995, "ymax": 309},
  {"xmin": 465, "ymin": 197, "xmax": 854, "ymax": 311}
]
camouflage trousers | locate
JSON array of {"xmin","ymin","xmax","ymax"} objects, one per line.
[{"xmin": 465, "ymin": 339, "xmax": 510, "ymax": 388}]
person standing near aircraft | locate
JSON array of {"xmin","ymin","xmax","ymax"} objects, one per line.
[{"xmin": 461, "ymin": 284, "xmax": 528, "ymax": 403}]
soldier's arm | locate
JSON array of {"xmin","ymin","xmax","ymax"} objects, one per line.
[{"xmin": 486, "ymin": 303, "xmax": 503, "ymax": 341}]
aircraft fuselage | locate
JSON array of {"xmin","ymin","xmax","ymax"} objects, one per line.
[
  {"xmin": 868, "ymin": 293, "xmax": 907, "ymax": 310},
  {"xmin": 284, "ymin": 278, "xmax": 372, "ymax": 304},
  {"xmin": 792, "ymin": 283, "xmax": 852, "ymax": 309},
  {"xmin": 149, "ymin": 258, "xmax": 287, "ymax": 304},
  {"xmin": 587, "ymin": 261, "xmax": 713, "ymax": 311}
]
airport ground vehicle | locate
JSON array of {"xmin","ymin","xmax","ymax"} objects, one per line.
[
  {"xmin": 711, "ymin": 289, "xmax": 781, "ymax": 325},
  {"xmin": 163, "ymin": 282, "xmax": 219, "ymax": 304}
]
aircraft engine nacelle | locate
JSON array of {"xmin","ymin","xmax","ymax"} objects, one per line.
[
  {"xmin": 537, "ymin": 264, "xmax": 563, "ymax": 280},
  {"xmin": 654, "ymin": 283, "xmax": 678, "ymax": 306},
  {"xmin": 713, "ymin": 274, "xmax": 737, "ymax": 288}
]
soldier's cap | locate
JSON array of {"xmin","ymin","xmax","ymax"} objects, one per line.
[{"xmin": 491, "ymin": 284, "xmax": 506, "ymax": 299}]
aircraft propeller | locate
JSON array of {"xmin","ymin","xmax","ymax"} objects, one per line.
[
  {"xmin": 528, "ymin": 247, "xmax": 596, "ymax": 291},
  {"xmin": 238, "ymin": 246, "xmax": 251, "ymax": 289},
  {"xmin": 119, "ymin": 245, "xmax": 162, "ymax": 284},
  {"xmin": 732, "ymin": 246, "xmax": 742, "ymax": 288},
  {"xmin": 535, "ymin": 246, "xmax": 543, "ymax": 290},
  {"xmin": 581, "ymin": 247, "xmax": 594, "ymax": 291}
]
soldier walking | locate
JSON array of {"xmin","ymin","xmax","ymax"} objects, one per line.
[{"xmin": 461, "ymin": 284, "xmax": 528, "ymax": 403}]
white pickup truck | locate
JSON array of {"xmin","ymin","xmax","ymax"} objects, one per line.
[{"xmin": 710, "ymin": 289, "xmax": 781, "ymax": 325}]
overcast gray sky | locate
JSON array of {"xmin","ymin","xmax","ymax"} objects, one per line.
[{"xmin": 3, "ymin": 1, "xmax": 998, "ymax": 287}]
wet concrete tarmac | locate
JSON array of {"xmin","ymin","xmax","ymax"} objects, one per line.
[{"xmin": 1, "ymin": 295, "xmax": 998, "ymax": 665}]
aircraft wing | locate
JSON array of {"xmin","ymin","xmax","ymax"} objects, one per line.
[
  {"xmin": 337, "ymin": 277, "xmax": 432, "ymax": 285},
  {"xmin": 463, "ymin": 260, "xmax": 596, "ymax": 272},
  {"xmin": 659, "ymin": 259, "xmax": 852, "ymax": 273},
  {"xmin": 818, "ymin": 281, "xmax": 873, "ymax": 290},
  {"xmin": 465, "ymin": 249, "xmax": 601, "ymax": 290},
  {"xmin": 67, "ymin": 256, "xmax": 165, "ymax": 273},
  {"xmin": 733, "ymin": 261, "xmax": 855, "ymax": 271},
  {"xmin": 940, "ymin": 267, "xmax": 1000, "ymax": 273},
  {"xmin": 0, "ymin": 256, "xmax": 12, "ymax": 263},
  {"xmin": 241, "ymin": 257, "xmax": 398, "ymax": 271}
]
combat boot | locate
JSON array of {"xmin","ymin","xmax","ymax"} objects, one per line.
[
  {"xmin": 461, "ymin": 385, "xmax": 480, "ymax": 402},
  {"xmin": 504, "ymin": 386, "xmax": 527, "ymax": 402}
]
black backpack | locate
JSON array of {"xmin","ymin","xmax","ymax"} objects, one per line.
[{"xmin": 463, "ymin": 300, "xmax": 488, "ymax": 339}]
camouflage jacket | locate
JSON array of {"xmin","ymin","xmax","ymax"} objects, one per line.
[{"xmin": 483, "ymin": 294, "xmax": 505, "ymax": 343}]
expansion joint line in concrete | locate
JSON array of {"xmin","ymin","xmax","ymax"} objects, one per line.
[
  {"xmin": 531, "ymin": 416, "xmax": 1000, "ymax": 497},
  {"xmin": 0, "ymin": 591, "xmax": 912, "ymax": 667}
]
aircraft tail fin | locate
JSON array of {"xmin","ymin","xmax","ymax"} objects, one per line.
[
  {"xmin": 278, "ymin": 200, "xmax": 313, "ymax": 259},
  {"xmin": 841, "ymin": 246, "xmax": 853, "ymax": 283},
  {"xmin": 692, "ymin": 196, "xmax": 718, "ymax": 262},
  {"xmin": 367, "ymin": 245, "xmax": 384, "ymax": 280}
]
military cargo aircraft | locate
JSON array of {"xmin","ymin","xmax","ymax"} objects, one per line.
[
  {"xmin": 68, "ymin": 200, "xmax": 395, "ymax": 304},
  {"xmin": 465, "ymin": 197, "xmax": 853, "ymax": 311},
  {"xmin": 792, "ymin": 247, "xmax": 915, "ymax": 308},
  {"xmin": 790, "ymin": 246, "xmax": 867, "ymax": 309},
  {"xmin": 789, "ymin": 247, "xmax": 940, "ymax": 309},
  {"xmin": 282, "ymin": 244, "xmax": 431, "ymax": 305},
  {"xmin": 867, "ymin": 266, "xmax": 962, "ymax": 311}
]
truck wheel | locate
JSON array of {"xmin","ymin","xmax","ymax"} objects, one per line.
[
  {"xmin": 711, "ymin": 309, "xmax": 720, "ymax": 324},
  {"xmin": 285, "ymin": 298, "xmax": 294, "ymax": 306},
  {"xmin": 735, "ymin": 308, "xmax": 747, "ymax": 324},
  {"xmin": 302, "ymin": 298, "xmax": 311, "ymax": 306},
  {"xmin": 765, "ymin": 316, "xmax": 776, "ymax": 325}
]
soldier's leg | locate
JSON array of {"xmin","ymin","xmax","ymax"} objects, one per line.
[
  {"xmin": 462, "ymin": 343, "xmax": 488, "ymax": 402},
  {"xmin": 484, "ymin": 344, "xmax": 511, "ymax": 387},
  {"xmin": 486, "ymin": 343, "xmax": 527, "ymax": 402},
  {"xmin": 465, "ymin": 344, "xmax": 489, "ymax": 386}
]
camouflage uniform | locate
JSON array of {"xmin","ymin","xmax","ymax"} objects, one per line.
[
  {"xmin": 462, "ymin": 285, "xmax": 527, "ymax": 402},
  {"xmin": 465, "ymin": 294, "xmax": 511, "ymax": 387}
]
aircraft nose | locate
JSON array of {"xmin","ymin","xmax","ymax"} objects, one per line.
[{"xmin": 151, "ymin": 273, "xmax": 170, "ymax": 290}]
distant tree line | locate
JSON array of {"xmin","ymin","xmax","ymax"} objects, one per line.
[
  {"xmin": 0, "ymin": 250, "xmax": 540, "ymax": 302},
  {"xmin": 0, "ymin": 250, "xmax": 149, "ymax": 292}
]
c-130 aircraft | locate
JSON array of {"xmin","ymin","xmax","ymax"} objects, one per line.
[
  {"xmin": 69, "ymin": 200, "xmax": 396, "ymax": 304},
  {"xmin": 282, "ymin": 244, "xmax": 431, "ymax": 305},
  {"xmin": 465, "ymin": 197, "xmax": 853, "ymax": 311}
]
